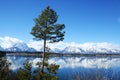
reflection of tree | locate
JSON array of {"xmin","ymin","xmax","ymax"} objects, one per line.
[{"xmin": 17, "ymin": 60, "xmax": 32, "ymax": 80}]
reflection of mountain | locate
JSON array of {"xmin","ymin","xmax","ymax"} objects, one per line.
[
  {"xmin": 7, "ymin": 56, "xmax": 28, "ymax": 70},
  {"xmin": 0, "ymin": 36, "xmax": 120, "ymax": 53},
  {"xmin": 7, "ymin": 56, "xmax": 120, "ymax": 70}
]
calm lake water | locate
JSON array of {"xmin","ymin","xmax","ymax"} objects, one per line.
[{"xmin": 4, "ymin": 55, "xmax": 120, "ymax": 80}]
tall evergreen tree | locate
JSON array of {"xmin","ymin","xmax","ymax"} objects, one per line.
[{"xmin": 31, "ymin": 6, "xmax": 65, "ymax": 73}]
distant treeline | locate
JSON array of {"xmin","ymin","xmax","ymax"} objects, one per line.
[
  {"xmin": 0, "ymin": 51, "xmax": 6, "ymax": 57},
  {"xmin": 1, "ymin": 51, "xmax": 120, "ymax": 57},
  {"xmin": 5, "ymin": 51, "xmax": 62, "ymax": 57}
]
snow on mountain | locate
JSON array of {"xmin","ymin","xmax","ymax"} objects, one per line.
[
  {"xmin": 0, "ymin": 46, "xmax": 3, "ymax": 51},
  {"xmin": 0, "ymin": 36, "xmax": 23, "ymax": 49},
  {"xmin": 0, "ymin": 36, "xmax": 120, "ymax": 53},
  {"xmin": 5, "ymin": 47, "xmax": 22, "ymax": 52},
  {"xmin": 0, "ymin": 36, "xmax": 36, "ymax": 52},
  {"xmin": 26, "ymin": 48, "xmax": 36, "ymax": 52},
  {"xmin": 50, "ymin": 48, "xmax": 62, "ymax": 53},
  {"xmin": 28, "ymin": 41, "xmax": 120, "ymax": 54},
  {"xmin": 62, "ymin": 46, "xmax": 84, "ymax": 53}
]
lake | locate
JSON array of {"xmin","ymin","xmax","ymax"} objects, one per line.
[{"xmin": 2, "ymin": 55, "xmax": 120, "ymax": 80}]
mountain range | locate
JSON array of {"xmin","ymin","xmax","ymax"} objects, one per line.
[{"xmin": 0, "ymin": 36, "xmax": 120, "ymax": 54}]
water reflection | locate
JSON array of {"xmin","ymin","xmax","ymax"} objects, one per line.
[
  {"xmin": 6, "ymin": 56, "xmax": 120, "ymax": 69},
  {"xmin": 3, "ymin": 55, "xmax": 120, "ymax": 80}
]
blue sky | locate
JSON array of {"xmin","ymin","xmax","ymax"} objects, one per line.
[{"xmin": 0, "ymin": 0, "xmax": 120, "ymax": 44}]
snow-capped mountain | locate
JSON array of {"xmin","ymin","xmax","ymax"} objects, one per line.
[
  {"xmin": 0, "ymin": 36, "xmax": 120, "ymax": 53},
  {"xmin": 5, "ymin": 47, "xmax": 22, "ymax": 52},
  {"xmin": 0, "ymin": 46, "xmax": 3, "ymax": 51},
  {"xmin": 4, "ymin": 47, "xmax": 36, "ymax": 52},
  {"xmin": 27, "ymin": 42, "xmax": 120, "ymax": 54},
  {"xmin": 50, "ymin": 48, "xmax": 62, "ymax": 53},
  {"xmin": 0, "ymin": 36, "xmax": 36, "ymax": 52},
  {"xmin": 61, "ymin": 47, "xmax": 120, "ymax": 54},
  {"xmin": 62, "ymin": 46, "xmax": 85, "ymax": 53}
]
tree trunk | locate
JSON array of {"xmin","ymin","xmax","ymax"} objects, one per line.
[{"xmin": 41, "ymin": 38, "xmax": 46, "ymax": 73}]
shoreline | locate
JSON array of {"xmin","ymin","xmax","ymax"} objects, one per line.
[
  {"xmin": 4, "ymin": 51, "xmax": 120, "ymax": 57},
  {"xmin": 1, "ymin": 51, "xmax": 120, "ymax": 57}
]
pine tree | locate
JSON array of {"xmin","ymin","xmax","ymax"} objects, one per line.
[
  {"xmin": 16, "ymin": 60, "xmax": 32, "ymax": 80},
  {"xmin": 0, "ymin": 57, "xmax": 11, "ymax": 80},
  {"xmin": 31, "ymin": 6, "xmax": 65, "ymax": 73}
]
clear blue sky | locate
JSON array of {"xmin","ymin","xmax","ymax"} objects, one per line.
[{"xmin": 0, "ymin": 0, "xmax": 120, "ymax": 44}]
